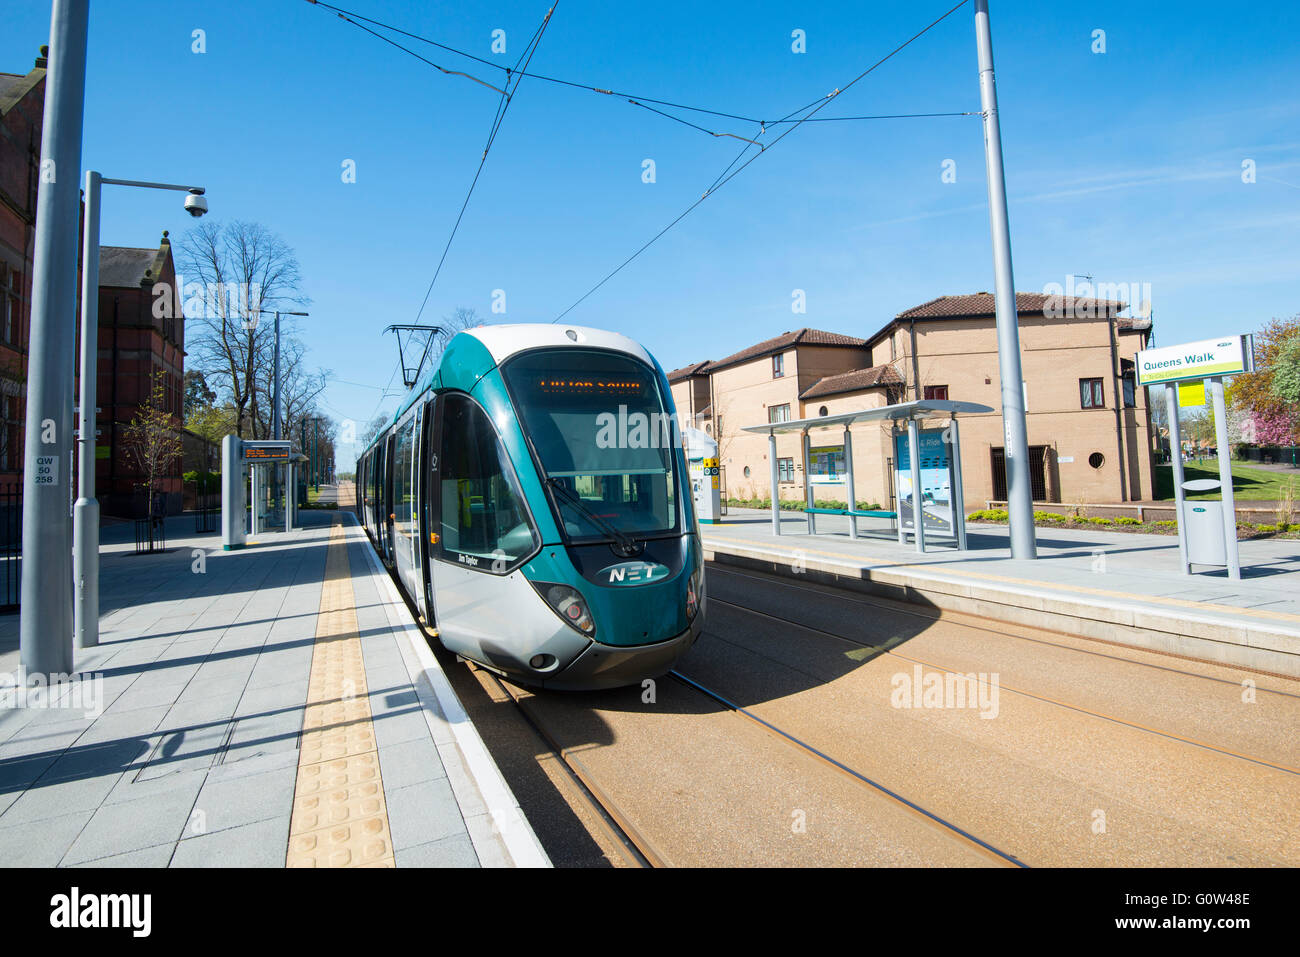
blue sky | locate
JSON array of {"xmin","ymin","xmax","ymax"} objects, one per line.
[{"xmin": 4, "ymin": 0, "xmax": 1298, "ymax": 467}]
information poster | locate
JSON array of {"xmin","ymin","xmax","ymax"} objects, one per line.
[
  {"xmin": 894, "ymin": 429, "xmax": 954, "ymax": 537},
  {"xmin": 808, "ymin": 445, "xmax": 847, "ymax": 485}
]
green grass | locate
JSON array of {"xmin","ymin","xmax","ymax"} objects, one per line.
[{"xmin": 1154, "ymin": 461, "xmax": 1299, "ymax": 501}]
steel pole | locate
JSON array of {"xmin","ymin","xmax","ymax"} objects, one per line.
[
  {"xmin": 20, "ymin": 0, "xmax": 88, "ymax": 679},
  {"xmin": 908, "ymin": 417, "xmax": 925, "ymax": 553},
  {"xmin": 974, "ymin": 0, "xmax": 1036, "ymax": 559},
  {"xmin": 73, "ymin": 169, "xmax": 100, "ymax": 648},
  {"xmin": 1209, "ymin": 377, "xmax": 1241, "ymax": 579},
  {"xmin": 768, "ymin": 432, "xmax": 780, "ymax": 535},
  {"xmin": 272, "ymin": 311, "xmax": 281, "ymax": 440},
  {"xmin": 1165, "ymin": 386, "xmax": 1189, "ymax": 573}
]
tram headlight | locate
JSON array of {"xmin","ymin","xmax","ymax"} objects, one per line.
[
  {"xmin": 537, "ymin": 582, "xmax": 596, "ymax": 637},
  {"xmin": 685, "ymin": 565, "xmax": 704, "ymax": 621}
]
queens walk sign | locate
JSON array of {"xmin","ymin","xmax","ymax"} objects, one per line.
[{"xmin": 1136, "ymin": 335, "xmax": 1253, "ymax": 386}]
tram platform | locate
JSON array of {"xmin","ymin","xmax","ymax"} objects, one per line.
[
  {"xmin": 0, "ymin": 505, "xmax": 548, "ymax": 868},
  {"xmin": 702, "ymin": 509, "xmax": 1300, "ymax": 678}
]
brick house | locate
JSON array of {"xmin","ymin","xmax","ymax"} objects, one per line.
[
  {"xmin": 0, "ymin": 51, "xmax": 45, "ymax": 492},
  {"xmin": 668, "ymin": 293, "xmax": 1156, "ymax": 511},
  {"xmin": 872, "ymin": 292, "xmax": 1155, "ymax": 506}
]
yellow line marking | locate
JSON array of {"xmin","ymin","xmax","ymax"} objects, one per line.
[
  {"xmin": 286, "ymin": 517, "xmax": 396, "ymax": 868},
  {"xmin": 701, "ymin": 533, "xmax": 1300, "ymax": 627}
]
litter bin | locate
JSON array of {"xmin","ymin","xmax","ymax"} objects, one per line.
[{"xmin": 1182, "ymin": 478, "xmax": 1227, "ymax": 566}]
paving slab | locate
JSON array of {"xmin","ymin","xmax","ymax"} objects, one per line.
[{"xmin": 0, "ymin": 510, "xmax": 545, "ymax": 868}]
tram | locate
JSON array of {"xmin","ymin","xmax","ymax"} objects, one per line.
[{"xmin": 357, "ymin": 324, "xmax": 705, "ymax": 690}]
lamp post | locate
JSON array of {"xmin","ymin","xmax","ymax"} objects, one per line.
[
  {"xmin": 250, "ymin": 308, "xmax": 308, "ymax": 441},
  {"xmin": 74, "ymin": 174, "xmax": 207, "ymax": 649},
  {"xmin": 250, "ymin": 307, "xmax": 307, "ymax": 527}
]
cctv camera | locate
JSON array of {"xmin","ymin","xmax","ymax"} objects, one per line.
[{"xmin": 184, "ymin": 192, "xmax": 208, "ymax": 218}]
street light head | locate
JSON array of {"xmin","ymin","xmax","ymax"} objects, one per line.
[{"xmin": 183, "ymin": 190, "xmax": 208, "ymax": 218}]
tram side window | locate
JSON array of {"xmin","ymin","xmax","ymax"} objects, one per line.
[
  {"xmin": 438, "ymin": 395, "xmax": 538, "ymax": 572},
  {"xmin": 393, "ymin": 415, "xmax": 417, "ymax": 541}
]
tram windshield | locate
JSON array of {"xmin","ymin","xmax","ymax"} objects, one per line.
[{"xmin": 503, "ymin": 349, "xmax": 680, "ymax": 544}]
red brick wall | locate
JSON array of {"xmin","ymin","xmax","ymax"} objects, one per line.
[{"xmin": 0, "ymin": 67, "xmax": 44, "ymax": 491}]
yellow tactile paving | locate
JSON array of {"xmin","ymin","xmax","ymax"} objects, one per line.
[
  {"xmin": 701, "ymin": 532, "xmax": 1300, "ymax": 625},
  {"xmin": 287, "ymin": 518, "xmax": 397, "ymax": 868}
]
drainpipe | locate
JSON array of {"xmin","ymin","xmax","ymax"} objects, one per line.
[
  {"xmin": 909, "ymin": 319, "xmax": 921, "ymax": 400},
  {"xmin": 110, "ymin": 296, "xmax": 119, "ymax": 500},
  {"xmin": 1108, "ymin": 311, "xmax": 1128, "ymax": 501}
]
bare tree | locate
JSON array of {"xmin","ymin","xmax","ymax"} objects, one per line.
[
  {"xmin": 125, "ymin": 371, "xmax": 184, "ymax": 517},
  {"xmin": 360, "ymin": 413, "xmax": 389, "ymax": 448},
  {"xmin": 174, "ymin": 220, "xmax": 308, "ymax": 438},
  {"xmin": 252, "ymin": 336, "xmax": 329, "ymax": 442}
]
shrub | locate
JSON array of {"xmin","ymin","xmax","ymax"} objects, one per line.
[
  {"xmin": 1154, "ymin": 520, "xmax": 1176, "ymax": 528},
  {"xmin": 1084, "ymin": 516, "xmax": 1114, "ymax": 525},
  {"xmin": 1034, "ymin": 511, "xmax": 1069, "ymax": 522},
  {"xmin": 1114, "ymin": 516, "xmax": 1142, "ymax": 525},
  {"xmin": 967, "ymin": 509, "xmax": 1009, "ymax": 522},
  {"xmin": 1254, "ymin": 523, "xmax": 1280, "ymax": 533}
]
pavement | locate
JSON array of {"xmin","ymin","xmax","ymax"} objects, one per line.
[
  {"xmin": 702, "ymin": 509, "xmax": 1300, "ymax": 676},
  {"xmin": 0, "ymin": 499, "xmax": 548, "ymax": 868}
]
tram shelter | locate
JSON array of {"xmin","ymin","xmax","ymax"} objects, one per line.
[
  {"xmin": 743, "ymin": 399, "xmax": 992, "ymax": 553},
  {"xmin": 220, "ymin": 436, "xmax": 308, "ymax": 549}
]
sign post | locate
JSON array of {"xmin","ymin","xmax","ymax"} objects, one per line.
[{"xmin": 1138, "ymin": 336, "xmax": 1252, "ymax": 579}]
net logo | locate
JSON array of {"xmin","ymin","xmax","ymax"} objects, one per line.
[{"xmin": 601, "ymin": 561, "xmax": 670, "ymax": 586}]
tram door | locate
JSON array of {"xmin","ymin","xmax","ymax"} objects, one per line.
[
  {"xmin": 424, "ymin": 393, "xmax": 545, "ymax": 666},
  {"xmin": 383, "ymin": 431, "xmax": 397, "ymax": 565}
]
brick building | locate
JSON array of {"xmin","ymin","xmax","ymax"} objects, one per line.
[
  {"xmin": 90, "ymin": 235, "xmax": 187, "ymax": 517},
  {"xmin": 0, "ymin": 51, "xmax": 45, "ymax": 491},
  {"xmin": 668, "ymin": 292, "xmax": 1156, "ymax": 511}
]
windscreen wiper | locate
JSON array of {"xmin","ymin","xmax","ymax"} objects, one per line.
[{"xmin": 545, "ymin": 477, "xmax": 641, "ymax": 557}]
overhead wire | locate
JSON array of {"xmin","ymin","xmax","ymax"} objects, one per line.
[
  {"xmin": 410, "ymin": 4, "xmax": 557, "ymax": 327},
  {"xmin": 305, "ymin": 0, "xmax": 972, "ymax": 137},
  {"xmin": 550, "ymin": 0, "xmax": 973, "ymax": 323}
]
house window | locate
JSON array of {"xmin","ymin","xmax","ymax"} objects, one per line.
[
  {"xmin": 1122, "ymin": 371, "xmax": 1136, "ymax": 408},
  {"xmin": 2, "ymin": 265, "xmax": 10, "ymax": 345},
  {"xmin": 768, "ymin": 404, "xmax": 791, "ymax": 423},
  {"xmin": 777, "ymin": 457, "xmax": 796, "ymax": 483},
  {"xmin": 818, "ymin": 405, "xmax": 828, "ymax": 417},
  {"xmin": 1080, "ymin": 378, "xmax": 1104, "ymax": 409},
  {"xmin": 2, "ymin": 264, "xmax": 16, "ymax": 346},
  {"xmin": 772, "ymin": 353, "xmax": 784, "ymax": 378},
  {"xmin": 923, "ymin": 385, "xmax": 949, "ymax": 401},
  {"xmin": 1, "ymin": 394, "xmax": 20, "ymax": 472}
]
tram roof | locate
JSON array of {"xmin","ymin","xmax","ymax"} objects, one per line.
[{"xmin": 742, "ymin": 399, "xmax": 993, "ymax": 435}]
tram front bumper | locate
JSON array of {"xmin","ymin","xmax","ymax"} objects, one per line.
[{"xmin": 542, "ymin": 613, "xmax": 704, "ymax": 691}]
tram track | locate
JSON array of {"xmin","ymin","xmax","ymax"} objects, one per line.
[
  {"xmin": 426, "ymin": 560, "xmax": 1298, "ymax": 866},
  {"xmin": 482, "ymin": 668, "xmax": 664, "ymax": 868},
  {"xmin": 471, "ymin": 659, "xmax": 1020, "ymax": 868},
  {"xmin": 665, "ymin": 670, "xmax": 1026, "ymax": 867},
  {"xmin": 702, "ymin": 587, "xmax": 1300, "ymax": 777}
]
